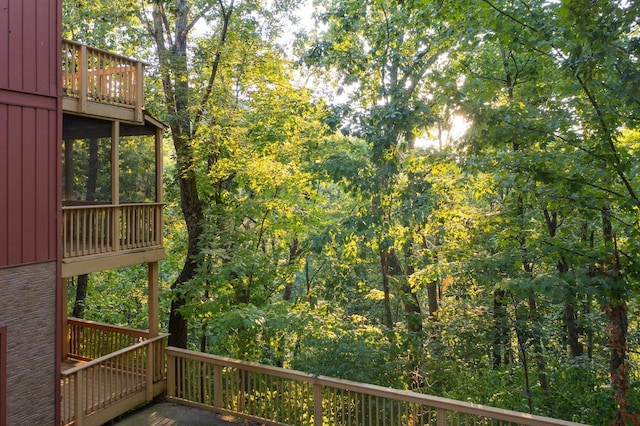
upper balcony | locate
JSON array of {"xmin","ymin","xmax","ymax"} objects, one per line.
[
  {"xmin": 61, "ymin": 41, "xmax": 165, "ymax": 277},
  {"xmin": 62, "ymin": 40, "xmax": 144, "ymax": 124}
]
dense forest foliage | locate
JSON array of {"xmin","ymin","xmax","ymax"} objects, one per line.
[{"xmin": 63, "ymin": 0, "xmax": 640, "ymax": 424}]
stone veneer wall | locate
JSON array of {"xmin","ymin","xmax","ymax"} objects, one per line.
[{"xmin": 0, "ymin": 261, "xmax": 57, "ymax": 425}]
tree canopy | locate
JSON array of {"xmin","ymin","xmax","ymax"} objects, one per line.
[{"xmin": 63, "ymin": 0, "xmax": 640, "ymax": 424}]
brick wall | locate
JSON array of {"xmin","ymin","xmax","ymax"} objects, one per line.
[{"xmin": 0, "ymin": 262, "xmax": 57, "ymax": 425}]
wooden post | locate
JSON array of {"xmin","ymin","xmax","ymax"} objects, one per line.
[
  {"xmin": 74, "ymin": 370, "xmax": 84, "ymax": 426},
  {"xmin": 135, "ymin": 62, "xmax": 144, "ymax": 123},
  {"xmin": 148, "ymin": 262, "xmax": 159, "ymax": 337},
  {"xmin": 167, "ymin": 354, "xmax": 175, "ymax": 398},
  {"xmin": 79, "ymin": 44, "xmax": 87, "ymax": 113},
  {"xmin": 112, "ymin": 121, "xmax": 120, "ymax": 251},
  {"xmin": 214, "ymin": 365, "xmax": 223, "ymax": 408},
  {"xmin": 61, "ymin": 278, "xmax": 69, "ymax": 361},
  {"xmin": 155, "ymin": 126, "xmax": 163, "ymax": 245},
  {"xmin": 146, "ymin": 342, "xmax": 154, "ymax": 401},
  {"xmin": 63, "ymin": 139, "xmax": 73, "ymax": 201},
  {"xmin": 437, "ymin": 407, "xmax": 446, "ymax": 426},
  {"xmin": 313, "ymin": 383, "xmax": 323, "ymax": 426},
  {"xmin": 155, "ymin": 127, "xmax": 163, "ymax": 205}
]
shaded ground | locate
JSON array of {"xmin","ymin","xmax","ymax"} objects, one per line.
[{"xmin": 113, "ymin": 401, "xmax": 261, "ymax": 426}]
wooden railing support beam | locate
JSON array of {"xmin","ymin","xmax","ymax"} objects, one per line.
[
  {"xmin": 146, "ymin": 343, "xmax": 154, "ymax": 402},
  {"xmin": 148, "ymin": 262, "xmax": 159, "ymax": 337},
  {"xmin": 437, "ymin": 407, "xmax": 446, "ymax": 426},
  {"xmin": 135, "ymin": 61, "xmax": 144, "ymax": 122},
  {"xmin": 61, "ymin": 277, "xmax": 69, "ymax": 361},
  {"xmin": 167, "ymin": 354, "xmax": 176, "ymax": 399},
  {"xmin": 213, "ymin": 365, "xmax": 223, "ymax": 408},
  {"xmin": 75, "ymin": 369, "xmax": 84, "ymax": 426},
  {"xmin": 79, "ymin": 44, "xmax": 87, "ymax": 114},
  {"xmin": 313, "ymin": 383, "xmax": 323, "ymax": 426}
]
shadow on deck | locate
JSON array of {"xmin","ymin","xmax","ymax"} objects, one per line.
[{"xmin": 113, "ymin": 402, "xmax": 261, "ymax": 426}]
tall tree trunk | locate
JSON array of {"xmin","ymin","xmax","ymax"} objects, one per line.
[
  {"xmin": 426, "ymin": 282, "xmax": 438, "ymax": 317},
  {"xmin": 492, "ymin": 289, "xmax": 510, "ymax": 368},
  {"xmin": 600, "ymin": 206, "xmax": 633, "ymax": 425},
  {"xmin": 72, "ymin": 275, "xmax": 88, "ymax": 319},
  {"xmin": 527, "ymin": 295, "xmax": 548, "ymax": 392},
  {"xmin": 389, "ymin": 248, "xmax": 422, "ymax": 334},
  {"xmin": 146, "ymin": 1, "xmax": 234, "ymax": 349},
  {"xmin": 585, "ymin": 295, "xmax": 594, "ymax": 360},
  {"xmin": 513, "ymin": 301, "xmax": 533, "ymax": 413},
  {"xmin": 380, "ymin": 250, "xmax": 394, "ymax": 330},
  {"xmin": 167, "ymin": 153, "xmax": 204, "ymax": 348},
  {"xmin": 564, "ymin": 298, "xmax": 583, "ymax": 358},
  {"xmin": 604, "ymin": 301, "xmax": 632, "ymax": 426},
  {"xmin": 544, "ymin": 208, "xmax": 583, "ymax": 358},
  {"xmin": 283, "ymin": 237, "xmax": 301, "ymax": 301}
]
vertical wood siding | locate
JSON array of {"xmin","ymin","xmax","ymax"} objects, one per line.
[
  {"xmin": 0, "ymin": 104, "xmax": 58, "ymax": 267},
  {"xmin": 0, "ymin": 0, "xmax": 60, "ymax": 267},
  {"xmin": 0, "ymin": 0, "xmax": 58, "ymax": 96}
]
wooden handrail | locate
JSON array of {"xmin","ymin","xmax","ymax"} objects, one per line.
[
  {"xmin": 63, "ymin": 39, "xmax": 149, "ymax": 66},
  {"xmin": 166, "ymin": 347, "xmax": 585, "ymax": 426},
  {"xmin": 62, "ymin": 202, "xmax": 165, "ymax": 211},
  {"xmin": 62, "ymin": 335, "xmax": 167, "ymax": 377},
  {"xmin": 68, "ymin": 317, "xmax": 150, "ymax": 339}
]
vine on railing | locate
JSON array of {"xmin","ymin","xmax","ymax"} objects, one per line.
[{"xmin": 166, "ymin": 347, "xmax": 585, "ymax": 426}]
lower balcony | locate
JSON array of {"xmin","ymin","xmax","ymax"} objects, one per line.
[
  {"xmin": 58, "ymin": 319, "xmax": 582, "ymax": 426},
  {"xmin": 162, "ymin": 349, "xmax": 583, "ymax": 426},
  {"xmin": 61, "ymin": 203, "xmax": 165, "ymax": 278},
  {"xmin": 61, "ymin": 318, "xmax": 168, "ymax": 426}
]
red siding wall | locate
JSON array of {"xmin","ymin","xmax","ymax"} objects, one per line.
[
  {"xmin": 0, "ymin": 0, "xmax": 59, "ymax": 96},
  {"xmin": 0, "ymin": 0, "xmax": 60, "ymax": 268}
]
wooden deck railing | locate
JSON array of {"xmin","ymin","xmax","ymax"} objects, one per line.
[
  {"xmin": 66, "ymin": 318, "xmax": 166, "ymax": 386},
  {"xmin": 62, "ymin": 39, "xmax": 144, "ymax": 122},
  {"xmin": 67, "ymin": 318, "xmax": 149, "ymax": 361},
  {"xmin": 61, "ymin": 334, "xmax": 167, "ymax": 426},
  {"xmin": 62, "ymin": 203, "xmax": 163, "ymax": 259},
  {"xmin": 166, "ymin": 347, "xmax": 584, "ymax": 426}
]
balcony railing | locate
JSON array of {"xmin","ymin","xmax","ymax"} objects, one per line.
[
  {"xmin": 59, "ymin": 322, "xmax": 582, "ymax": 425},
  {"xmin": 62, "ymin": 319, "xmax": 167, "ymax": 426},
  {"xmin": 62, "ymin": 40, "xmax": 144, "ymax": 122},
  {"xmin": 62, "ymin": 203, "xmax": 163, "ymax": 259},
  {"xmin": 67, "ymin": 318, "xmax": 149, "ymax": 361},
  {"xmin": 166, "ymin": 347, "xmax": 584, "ymax": 426}
]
